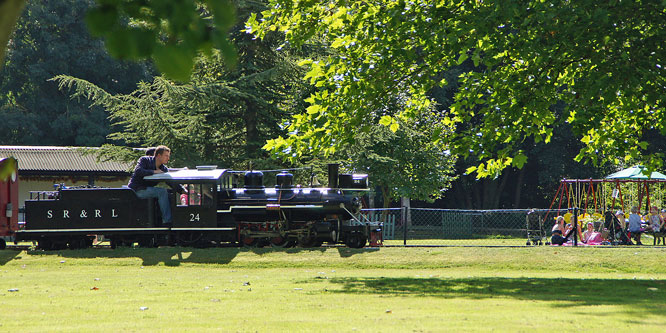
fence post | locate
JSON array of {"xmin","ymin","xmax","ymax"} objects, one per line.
[
  {"xmin": 573, "ymin": 207, "xmax": 578, "ymax": 247},
  {"xmin": 402, "ymin": 206, "xmax": 407, "ymax": 245}
]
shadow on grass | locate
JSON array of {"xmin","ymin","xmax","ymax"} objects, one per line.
[
  {"xmin": 13, "ymin": 245, "xmax": 377, "ymax": 266},
  {"xmin": 0, "ymin": 250, "xmax": 20, "ymax": 265},
  {"xmin": 337, "ymin": 247, "xmax": 380, "ymax": 258},
  {"xmin": 247, "ymin": 247, "xmax": 325, "ymax": 256},
  {"xmin": 245, "ymin": 246, "xmax": 379, "ymax": 258},
  {"xmin": 326, "ymin": 276, "xmax": 666, "ymax": 310},
  {"xmin": 23, "ymin": 247, "xmax": 241, "ymax": 266}
]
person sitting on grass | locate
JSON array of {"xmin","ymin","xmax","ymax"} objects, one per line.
[
  {"xmin": 628, "ymin": 206, "xmax": 644, "ymax": 245},
  {"xmin": 583, "ymin": 222, "xmax": 595, "ymax": 243},
  {"xmin": 551, "ymin": 222, "xmax": 584, "ymax": 246},
  {"xmin": 552, "ymin": 216, "xmax": 566, "ymax": 234},
  {"xmin": 550, "ymin": 216, "xmax": 566, "ymax": 245},
  {"xmin": 582, "ymin": 221, "xmax": 607, "ymax": 245}
]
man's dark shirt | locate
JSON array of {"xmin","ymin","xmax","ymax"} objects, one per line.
[{"xmin": 128, "ymin": 156, "xmax": 168, "ymax": 191}]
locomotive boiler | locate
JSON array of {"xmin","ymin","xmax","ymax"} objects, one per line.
[{"xmin": 11, "ymin": 163, "xmax": 379, "ymax": 249}]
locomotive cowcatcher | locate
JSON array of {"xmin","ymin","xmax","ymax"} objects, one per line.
[{"xmin": 13, "ymin": 163, "xmax": 380, "ymax": 249}]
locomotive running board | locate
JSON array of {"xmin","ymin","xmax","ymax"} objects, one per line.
[
  {"xmin": 217, "ymin": 205, "xmax": 324, "ymax": 213},
  {"xmin": 170, "ymin": 228, "xmax": 236, "ymax": 231},
  {"xmin": 17, "ymin": 227, "xmax": 236, "ymax": 233},
  {"xmin": 17, "ymin": 228, "xmax": 171, "ymax": 233}
]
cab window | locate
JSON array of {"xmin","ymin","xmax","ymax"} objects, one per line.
[{"xmin": 178, "ymin": 184, "xmax": 213, "ymax": 207}]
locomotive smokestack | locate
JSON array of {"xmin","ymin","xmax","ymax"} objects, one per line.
[{"xmin": 328, "ymin": 163, "xmax": 339, "ymax": 188}]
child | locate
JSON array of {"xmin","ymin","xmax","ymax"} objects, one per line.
[
  {"xmin": 583, "ymin": 222, "xmax": 595, "ymax": 243},
  {"xmin": 615, "ymin": 210, "xmax": 627, "ymax": 230},
  {"xmin": 648, "ymin": 206, "xmax": 662, "ymax": 233},
  {"xmin": 628, "ymin": 206, "xmax": 644, "ymax": 245}
]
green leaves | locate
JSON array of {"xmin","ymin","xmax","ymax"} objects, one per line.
[
  {"xmin": 85, "ymin": 4, "xmax": 118, "ymax": 37},
  {"xmin": 152, "ymin": 44, "xmax": 195, "ymax": 82},
  {"xmin": 0, "ymin": 157, "xmax": 17, "ymax": 182},
  {"xmin": 249, "ymin": 0, "xmax": 666, "ymax": 178},
  {"xmin": 379, "ymin": 115, "xmax": 399, "ymax": 132},
  {"xmin": 85, "ymin": 0, "xmax": 237, "ymax": 82},
  {"xmin": 379, "ymin": 115, "xmax": 392, "ymax": 126},
  {"xmin": 103, "ymin": 28, "xmax": 155, "ymax": 60},
  {"xmin": 511, "ymin": 153, "xmax": 528, "ymax": 169}
]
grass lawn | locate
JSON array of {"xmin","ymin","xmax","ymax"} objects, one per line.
[{"xmin": 1, "ymin": 246, "xmax": 666, "ymax": 331}]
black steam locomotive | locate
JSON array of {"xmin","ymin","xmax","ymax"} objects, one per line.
[{"xmin": 14, "ymin": 164, "xmax": 380, "ymax": 249}]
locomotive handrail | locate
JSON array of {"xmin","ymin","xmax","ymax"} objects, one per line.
[
  {"xmin": 342, "ymin": 205, "xmax": 368, "ymax": 226},
  {"xmin": 226, "ymin": 167, "xmax": 311, "ymax": 173},
  {"xmin": 28, "ymin": 190, "xmax": 59, "ymax": 201}
]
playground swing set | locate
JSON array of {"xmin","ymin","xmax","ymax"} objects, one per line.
[{"xmin": 527, "ymin": 172, "xmax": 666, "ymax": 246}]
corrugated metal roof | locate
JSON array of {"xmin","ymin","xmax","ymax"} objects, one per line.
[{"xmin": 0, "ymin": 146, "xmax": 133, "ymax": 173}]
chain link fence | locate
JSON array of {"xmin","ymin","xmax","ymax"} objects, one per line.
[{"xmin": 361, "ymin": 208, "xmax": 573, "ymax": 246}]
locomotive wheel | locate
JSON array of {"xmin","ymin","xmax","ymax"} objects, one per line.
[
  {"xmin": 38, "ymin": 238, "xmax": 52, "ymax": 250},
  {"xmin": 176, "ymin": 232, "xmax": 204, "ymax": 246},
  {"xmin": 298, "ymin": 236, "xmax": 322, "ymax": 248},
  {"xmin": 51, "ymin": 241, "xmax": 67, "ymax": 250},
  {"xmin": 0, "ymin": 238, "xmax": 6, "ymax": 250},
  {"xmin": 138, "ymin": 237, "xmax": 157, "ymax": 248},
  {"xmin": 110, "ymin": 238, "xmax": 120, "ymax": 249},
  {"xmin": 345, "ymin": 234, "xmax": 367, "ymax": 249},
  {"xmin": 270, "ymin": 236, "xmax": 289, "ymax": 247},
  {"xmin": 68, "ymin": 237, "xmax": 89, "ymax": 250},
  {"xmin": 68, "ymin": 238, "xmax": 80, "ymax": 250},
  {"xmin": 256, "ymin": 238, "xmax": 270, "ymax": 248},
  {"xmin": 241, "ymin": 235, "xmax": 258, "ymax": 247}
]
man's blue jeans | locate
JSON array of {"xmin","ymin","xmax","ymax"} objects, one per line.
[{"xmin": 136, "ymin": 187, "xmax": 172, "ymax": 224}]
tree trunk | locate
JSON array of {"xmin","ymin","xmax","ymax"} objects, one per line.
[
  {"xmin": 244, "ymin": 100, "xmax": 259, "ymax": 160},
  {"xmin": 381, "ymin": 185, "xmax": 391, "ymax": 220},
  {"xmin": 401, "ymin": 196, "xmax": 411, "ymax": 225},
  {"xmin": 382, "ymin": 186, "xmax": 391, "ymax": 209},
  {"xmin": 513, "ymin": 166, "xmax": 526, "ymax": 208}
]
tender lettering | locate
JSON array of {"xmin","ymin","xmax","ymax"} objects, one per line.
[{"xmin": 46, "ymin": 208, "xmax": 121, "ymax": 219}]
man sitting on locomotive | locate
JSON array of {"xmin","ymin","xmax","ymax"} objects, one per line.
[{"xmin": 128, "ymin": 145, "xmax": 180, "ymax": 225}]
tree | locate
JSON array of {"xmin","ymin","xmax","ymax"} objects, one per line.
[
  {"xmin": 52, "ymin": 1, "xmax": 307, "ymax": 169},
  {"xmin": 0, "ymin": 0, "xmax": 153, "ymax": 146},
  {"xmin": 1, "ymin": 0, "xmax": 237, "ymax": 81},
  {"xmin": 249, "ymin": 1, "xmax": 666, "ymax": 177},
  {"xmin": 343, "ymin": 109, "xmax": 456, "ymax": 208}
]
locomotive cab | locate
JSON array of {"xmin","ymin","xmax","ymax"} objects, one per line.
[{"xmin": 144, "ymin": 166, "xmax": 225, "ymax": 229}]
